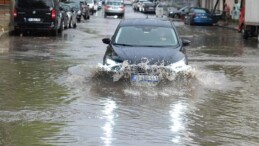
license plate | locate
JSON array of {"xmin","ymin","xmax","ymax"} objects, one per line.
[
  {"xmin": 131, "ymin": 75, "xmax": 159, "ymax": 82},
  {"xmin": 201, "ymin": 16, "xmax": 207, "ymax": 18},
  {"xmin": 149, "ymin": 7, "xmax": 154, "ymax": 10},
  {"xmin": 28, "ymin": 18, "xmax": 41, "ymax": 22}
]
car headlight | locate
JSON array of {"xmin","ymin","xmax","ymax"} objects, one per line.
[
  {"xmin": 106, "ymin": 58, "xmax": 118, "ymax": 66},
  {"xmin": 77, "ymin": 10, "xmax": 81, "ymax": 15},
  {"xmin": 105, "ymin": 58, "xmax": 122, "ymax": 72}
]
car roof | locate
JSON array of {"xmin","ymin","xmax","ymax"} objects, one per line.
[{"xmin": 119, "ymin": 18, "xmax": 173, "ymax": 27}]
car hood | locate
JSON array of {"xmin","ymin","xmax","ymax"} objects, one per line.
[{"xmin": 111, "ymin": 45, "xmax": 185, "ymax": 66}]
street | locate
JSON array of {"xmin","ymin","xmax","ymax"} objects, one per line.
[{"xmin": 1, "ymin": 5, "xmax": 259, "ymax": 146}]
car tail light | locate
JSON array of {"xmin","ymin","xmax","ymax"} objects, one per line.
[
  {"xmin": 120, "ymin": 6, "xmax": 125, "ymax": 10},
  {"xmin": 105, "ymin": 5, "xmax": 110, "ymax": 10},
  {"xmin": 14, "ymin": 8, "xmax": 17, "ymax": 17},
  {"xmin": 51, "ymin": 9, "xmax": 56, "ymax": 19}
]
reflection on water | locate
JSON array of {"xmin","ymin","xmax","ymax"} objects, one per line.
[
  {"xmin": 170, "ymin": 101, "xmax": 186, "ymax": 144},
  {"xmin": 1, "ymin": 8, "xmax": 259, "ymax": 146},
  {"xmin": 101, "ymin": 98, "xmax": 117, "ymax": 146}
]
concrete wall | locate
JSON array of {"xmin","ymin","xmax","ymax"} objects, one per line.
[{"xmin": 200, "ymin": 0, "xmax": 241, "ymax": 11}]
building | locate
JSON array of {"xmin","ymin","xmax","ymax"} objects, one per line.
[
  {"xmin": 0, "ymin": 0, "xmax": 10, "ymax": 4},
  {"xmin": 200, "ymin": 0, "xmax": 240, "ymax": 12},
  {"xmin": 200, "ymin": 0, "xmax": 241, "ymax": 20}
]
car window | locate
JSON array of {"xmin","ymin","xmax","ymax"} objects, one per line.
[
  {"xmin": 66, "ymin": 2, "xmax": 80, "ymax": 10},
  {"xmin": 17, "ymin": 0, "xmax": 53, "ymax": 9},
  {"xmin": 114, "ymin": 26, "xmax": 178, "ymax": 47},
  {"xmin": 86, "ymin": 0, "xmax": 94, "ymax": 3},
  {"xmin": 61, "ymin": 5, "xmax": 70, "ymax": 11},
  {"xmin": 194, "ymin": 9, "xmax": 210, "ymax": 14},
  {"xmin": 107, "ymin": 2, "xmax": 123, "ymax": 5}
]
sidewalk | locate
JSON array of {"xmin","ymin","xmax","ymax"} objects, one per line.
[
  {"xmin": 215, "ymin": 20, "xmax": 238, "ymax": 31},
  {"xmin": 0, "ymin": 4, "xmax": 10, "ymax": 39}
]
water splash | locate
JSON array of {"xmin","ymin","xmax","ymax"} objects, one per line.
[{"xmin": 96, "ymin": 60, "xmax": 196, "ymax": 86}]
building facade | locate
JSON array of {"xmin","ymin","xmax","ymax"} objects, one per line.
[{"xmin": 0, "ymin": 0, "xmax": 10, "ymax": 4}]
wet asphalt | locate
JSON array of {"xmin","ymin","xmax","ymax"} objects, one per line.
[{"xmin": 1, "ymin": 5, "xmax": 259, "ymax": 146}]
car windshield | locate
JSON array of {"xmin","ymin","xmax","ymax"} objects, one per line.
[
  {"xmin": 86, "ymin": 0, "xmax": 94, "ymax": 3},
  {"xmin": 65, "ymin": 2, "xmax": 80, "ymax": 10},
  {"xmin": 107, "ymin": 2, "xmax": 123, "ymax": 5},
  {"xmin": 17, "ymin": 0, "xmax": 53, "ymax": 9},
  {"xmin": 114, "ymin": 26, "xmax": 178, "ymax": 47}
]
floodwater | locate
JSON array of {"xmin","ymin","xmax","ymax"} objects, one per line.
[{"xmin": 1, "ymin": 6, "xmax": 259, "ymax": 146}]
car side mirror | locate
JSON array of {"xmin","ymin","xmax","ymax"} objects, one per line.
[
  {"xmin": 102, "ymin": 38, "xmax": 111, "ymax": 44},
  {"xmin": 182, "ymin": 39, "xmax": 191, "ymax": 46}
]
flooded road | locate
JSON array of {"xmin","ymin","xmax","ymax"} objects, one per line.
[{"xmin": 1, "ymin": 6, "xmax": 259, "ymax": 146}]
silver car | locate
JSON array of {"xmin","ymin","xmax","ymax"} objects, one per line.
[{"xmin": 104, "ymin": 1, "xmax": 125, "ymax": 18}]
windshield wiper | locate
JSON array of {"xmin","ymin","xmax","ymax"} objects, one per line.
[{"xmin": 113, "ymin": 43, "xmax": 136, "ymax": 46}]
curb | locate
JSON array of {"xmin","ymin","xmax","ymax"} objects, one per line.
[
  {"xmin": 0, "ymin": 30, "xmax": 10, "ymax": 39},
  {"xmin": 215, "ymin": 22, "xmax": 238, "ymax": 31}
]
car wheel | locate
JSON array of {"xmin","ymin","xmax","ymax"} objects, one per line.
[
  {"xmin": 120, "ymin": 14, "xmax": 124, "ymax": 18},
  {"xmin": 104, "ymin": 13, "xmax": 107, "ymax": 18},
  {"xmin": 87, "ymin": 15, "xmax": 90, "ymax": 19},
  {"xmin": 83, "ymin": 14, "xmax": 87, "ymax": 20},
  {"xmin": 51, "ymin": 29, "xmax": 58, "ymax": 36},
  {"xmin": 13, "ymin": 29, "xmax": 20, "ymax": 36},
  {"xmin": 77, "ymin": 17, "xmax": 81, "ymax": 23},
  {"xmin": 173, "ymin": 14, "xmax": 180, "ymax": 19},
  {"xmin": 58, "ymin": 21, "xmax": 64, "ymax": 33},
  {"xmin": 242, "ymin": 28, "xmax": 249, "ymax": 40},
  {"xmin": 69, "ymin": 19, "xmax": 72, "ymax": 28},
  {"xmin": 73, "ymin": 23, "xmax": 77, "ymax": 28},
  {"xmin": 188, "ymin": 18, "xmax": 193, "ymax": 25}
]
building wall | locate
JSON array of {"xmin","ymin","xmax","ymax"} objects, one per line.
[
  {"xmin": 0, "ymin": 0, "xmax": 10, "ymax": 4},
  {"xmin": 200, "ymin": 0, "xmax": 241, "ymax": 11}
]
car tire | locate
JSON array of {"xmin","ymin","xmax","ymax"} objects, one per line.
[
  {"xmin": 58, "ymin": 21, "xmax": 64, "ymax": 34},
  {"xmin": 69, "ymin": 19, "xmax": 72, "ymax": 28},
  {"xmin": 104, "ymin": 13, "xmax": 107, "ymax": 18},
  {"xmin": 188, "ymin": 18, "xmax": 193, "ymax": 26},
  {"xmin": 13, "ymin": 29, "xmax": 20, "ymax": 36},
  {"xmin": 242, "ymin": 29, "xmax": 249, "ymax": 40},
  {"xmin": 73, "ymin": 23, "xmax": 77, "ymax": 28},
  {"xmin": 83, "ymin": 15, "xmax": 87, "ymax": 20},
  {"xmin": 173, "ymin": 14, "xmax": 180, "ymax": 19},
  {"xmin": 77, "ymin": 17, "xmax": 81, "ymax": 23},
  {"xmin": 51, "ymin": 29, "xmax": 58, "ymax": 36},
  {"xmin": 87, "ymin": 15, "xmax": 90, "ymax": 19},
  {"xmin": 120, "ymin": 14, "xmax": 124, "ymax": 19}
]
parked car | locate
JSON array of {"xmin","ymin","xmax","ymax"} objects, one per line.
[
  {"xmin": 60, "ymin": 3, "xmax": 77, "ymax": 28},
  {"xmin": 184, "ymin": 7, "xmax": 213, "ymax": 26},
  {"xmin": 64, "ymin": 0, "xmax": 90, "ymax": 23},
  {"xmin": 85, "ymin": 0, "xmax": 95, "ymax": 14},
  {"xmin": 13, "ymin": 0, "xmax": 64, "ymax": 36},
  {"xmin": 135, "ymin": 0, "xmax": 149, "ymax": 11},
  {"xmin": 155, "ymin": 2, "xmax": 177, "ymax": 17},
  {"xmin": 99, "ymin": 18, "xmax": 191, "ymax": 84},
  {"xmin": 168, "ymin": 6, "xmax": 191, "ymax": 19},
  {"xmin": 80, "ymin": 1, "xmax": 90, "ymax": 20},
  {"xmin": 139, "ymin": 1, "xmax": 156, "ymax": 14},
  {"xmin": 104, "ymin": 0, "xmax": 125, "ymax": 18}
]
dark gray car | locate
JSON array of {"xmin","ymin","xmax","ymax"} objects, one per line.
[
  {"xmin": 14, "ymin": 0, "xmax": 63, "ymax": 36},
  {"xmin": 100, "ymin": 18, "xmax": 191, "ymax": 83}
]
